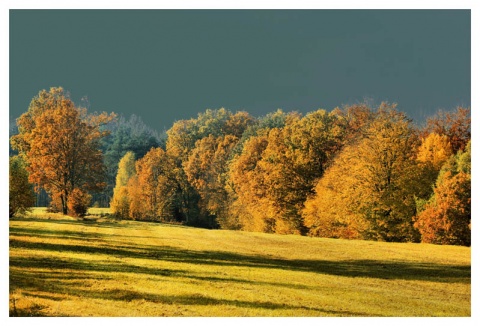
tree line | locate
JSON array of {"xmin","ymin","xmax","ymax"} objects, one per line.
[{"xmin": 9, "ymin": 87, "xmax": 471, "ymax": 245}]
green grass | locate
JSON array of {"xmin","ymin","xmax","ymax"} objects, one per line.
[{"xmin": 9, "ymin": 211, "xmax": 470, "ymax": 317}]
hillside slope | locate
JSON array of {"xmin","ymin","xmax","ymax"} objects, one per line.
[{"xmin": 9, "ymin": 215, "xmax": 471, "ymax": 317}]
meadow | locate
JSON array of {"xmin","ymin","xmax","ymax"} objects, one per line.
[{"xmin": 9, "ymin": 208, "xmax": 470, "ymax": 317}]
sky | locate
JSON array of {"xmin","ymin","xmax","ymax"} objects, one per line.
[{"xmin": 9, "ymin": 9, "xmax": 471, "ymax": 132}]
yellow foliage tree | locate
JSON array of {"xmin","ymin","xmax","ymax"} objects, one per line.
[
  {"xmin": 417, "ymin": 132, "xmax": 453, "ymax": 170},
  {"xmin": 303, "ymin": 106, "xmax": 427, "ymax": 242},
  {"xmin": 111, "ymin": 151, "xmax": 136, "ymax": 218}
]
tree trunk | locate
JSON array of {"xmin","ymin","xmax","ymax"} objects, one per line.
[{"xmin": 61, "ymin": 192, "xmax": 68, "ymax": 215}]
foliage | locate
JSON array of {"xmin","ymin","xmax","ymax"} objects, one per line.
[
  {"xmin": 11, "ymin": 87, "xmax": 115, "ymax": 216},
  {"xmin": 166, "ymin": 108, "xmax": 254, "ymax": 161},
  {"xmin": 417, "ymin": 132, "xmax": 453, "ymax": 170},
  {"xmin": 9, "ymin": 155, "xmax": 35, "ymax": 217},
  {"xmin": 302, "ymin": 145, "xmax": 369, "ymax": 239},
  {"xmin": 303, "ymin": 106, "xmax": 427, "ymax": 242},
  {"xmin": 183, "ymin": 135, "xmax": 239, "ymax": 228},
  {"xmin": 228, "ymin": 108, "xmax": 351, "ymax": 234},
  {"xmin": 11, "ymin": 88, "xmax": 470, "ymax": 244},
  {"xmin": 422, "ymin": 106, "xmax": 470, "ymax": 154},
  {"xmin": 414, "ymin": 141, "xmax": 471, "ymax": 246},
  {"xmin": 111, "ymin": 152, "xmax": 136, "ymax": 218},
  {"xmin": 99, "ymin": 114, "xmax": 164, "ymax": 207},
  {"xmin": 67, "ymin": 188, "xmax": 92, "ymax": 217},
  {"xmin": 126, "ymin": 147, "xmax": 192, "ymax": 222}
]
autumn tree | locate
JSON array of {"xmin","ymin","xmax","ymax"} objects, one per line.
[
  {"xmin": 166, "ymin": 108, "xmax": 254, "ymax": 162},
  {"xmin": 126, "ymin": 147, "xmax": 196, "ymax": 222},
  {"xmin": 99, "ymin": 114, "xmax": 163, "ymax": 206},
  {"xmin": 183, "ymin": 134, "xmax": 239, "ymax": 228},
  {"xmin": 414, "ymin": 141, "xmax": 471, "ymax": 246},
  {"xmin": 11, "ymin": 87, "xmax": 115, "ymax": 215},
  {"xmin": 303, "ymin": 106, "xmax": 426, "ymax": 242},
  {"xmin": 228, "ymin": 109, "xmax": 349, "ymax": 234},
  {"xmin": 416, "ymin": 132, "xmax": 453, "ymax": 171},
  {"xmin": 227, "ymin": 135, "xmax": 271, "ymax": 232},
  {"xmin": 164, "ymin": 108, "xmax": 255, "ymax": 226},
  {"xmin": 111, "ymin": 151, "xmax": 136, "ymax": 218},
  {"xmin": 9, "ymin": 155, "xmax": 35, "ymax": 217},
  {"xmin": 422, "ymin": 107, "xmax": 470, "ymax": 153}
]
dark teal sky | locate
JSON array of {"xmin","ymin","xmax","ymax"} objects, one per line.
[{"xmin": 10, "ymin": 10, "xmax": 470, "ymax": 130}]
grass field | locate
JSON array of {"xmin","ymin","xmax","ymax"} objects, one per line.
[{"xmin": 9, "ymin": 208, "xmax": 471, "ymax": 317}]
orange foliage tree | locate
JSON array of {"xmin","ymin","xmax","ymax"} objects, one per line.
[
  {"xmin": 414, "ymin": 141, "xmax": 471, "ymax": 246},
  {"xmin": 422, "ymin": 107, "xmax": 470, "ymax": 154},
  {"xmin": 127, "ymin": 147, "xmax": 192, "ymax": 222},
  {"xmin": 228, "ymin": 109, "xmax": 349, "ymax": 234},
  {"xmin": 11, "ymin": 87, "xmax": 115, "ymax": 215}
]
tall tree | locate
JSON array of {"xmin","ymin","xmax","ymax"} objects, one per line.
[
  {"xmin": 228, "ymin": 109, "xmax": 349, "ymax": 234},
  {"xmin": 99, "ymin": 114, "xmax": 163, "ymax": 206},
  {"xmin": 227, "ymin": 135, "xmax": 271, "ymax": 232},
  {"xmin": 127, "ymin": 147, "xmax": 195, "ymax": 222},
  {"xmin": 11, "ymin": 87, "xmax": 115, "ymax": 215},
  {"xmin": 111, "ymin": 151, "xmax": 136, "ymax": 218},
  {"xmin": 184, "ymin": 134, "xmax": 239, "ymax": 227},
  {"xmin": 303, "ymin": 106, "xmax": 426, "ymax": 242}
]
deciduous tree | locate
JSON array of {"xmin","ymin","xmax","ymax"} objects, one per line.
[
  {"xmin": 417, "ymin": 132, "xmax": 453, "ymax": 170},
  {"xmin": 303, "ymin": 106, "xmax": 425, "ymax": 242},
  {"xmin": 414, "ymin": 141, "xmax": 471, "ymax": 245},
  {"xmin": 422, "ymin": 107, "xmax": 470, "ymax": 153},
  {"xmin": 111, "ymin": 151, "xmax": 136, "ymax": 218},
  {"xmin": 184, "ymin": 134, "xmax": 239, "ymax": 227},
  {"xmin": 11, "ymin": 87, "xmax": 115, "ymax": 215}
]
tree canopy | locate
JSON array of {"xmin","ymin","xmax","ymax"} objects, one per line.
[
  {"xmin": 11, "ymin": 87, "xmax": 115, "ymax": 215},
  {"xmin": 10, "ymin": 88, "xmax": 470, "ymax": 246}
]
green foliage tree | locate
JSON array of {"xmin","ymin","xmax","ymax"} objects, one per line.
[
  {"xmin": 166, "ymin": 108, "xmax": 254, "ymax": 162},
  {"xmin": 9, "ymin": 155, "xmax": 35, "ymax": 217},
  {"xmin": 164, "ymin": 108, "xmax": 255, "ymax": 226}
]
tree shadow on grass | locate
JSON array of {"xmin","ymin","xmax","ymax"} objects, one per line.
[
  {"xmin": 11, "ymin": 216, "xmax": 133, "ymax": 230},
  {"xmin": 9, "ymin": 219, "xmax": 470, "ymax": 317},
  {"xmin": 10, "ymin": 235, "xmax": 470, "ymax": 284},
  {"xmin": 10, "ymin": 267, "xmax": 375, "ymax": 316}
]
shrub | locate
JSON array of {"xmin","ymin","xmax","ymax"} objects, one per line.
[{"xmin": 67, "ymin": 188, "xmax": 92, "ymax": 217}]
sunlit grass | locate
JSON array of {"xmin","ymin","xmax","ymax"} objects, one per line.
[{"xmin": 9, "ymin": 211, "xmax": 470, "ymax": 317}]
